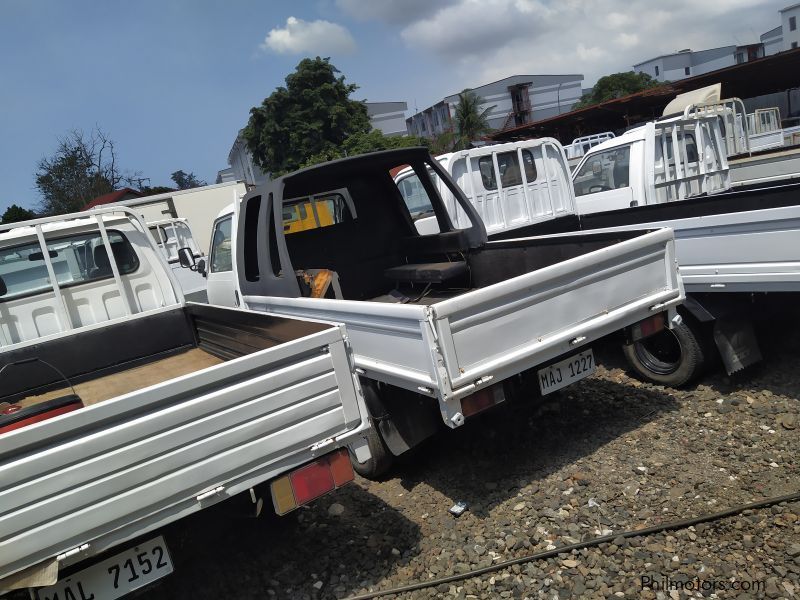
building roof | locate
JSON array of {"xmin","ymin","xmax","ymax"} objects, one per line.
[
  {"xmin": 492, "ymin": 47, "xmax": 800, "ymax": 144},
  {"xmin": 443, "ymin": 73, "xmax": 583, "ymax": 103},
  {"xmin": 82, "ymin": 188, "xmax": 142, "ymax": 211},
  {"xmin": 762, "ymin": 25, "xmax": 783, "ymax": 40},
  {"xmin": 780, "ymin": 2, "xmax": 800, "ymax": 12},
  {"xmin": 633, "ymin": 45, "xmax": 736, "ymax": 67}
]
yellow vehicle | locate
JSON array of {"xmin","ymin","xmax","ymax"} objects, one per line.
[{"xmin": 282, "ymin": 196, "xmax": 337, "ymax": 234}]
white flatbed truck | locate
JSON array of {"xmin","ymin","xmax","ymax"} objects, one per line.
[
  {"xmin": 0, "ymin": 208, "xmax": 370, "ymax": 599},
  {"xmin": 206, "ymin": 148, "xmax": 684, "ymax": 476}
]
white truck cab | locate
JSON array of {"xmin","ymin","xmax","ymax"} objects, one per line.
[
  {"xmin": 572, "ymin": 114, "xmax": 730, "ymax": 215},
  {"xmin": 394, "ymin": 140, "xmax": 576, "ymax": 235}
]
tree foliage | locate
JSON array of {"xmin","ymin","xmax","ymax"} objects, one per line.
[
  {"xmin": 300, "ymin": 129, "xmax": 426, "ymax": 169},
  {"xmin": 1, "ymin": 204, "xmax": 36, "ymax": 224},
  {"xmin": 244, "ymin": 57, "xmax": 372, "ymax": 176},
  {"xmin": 453, "ymin": 90, "xmax": 494, "ymax": 150},
  {"xmin": 35, "ymin": 128, "xmax": 142, "ymax": 215},
  {"xmin": 573, "ymin": 72, "xmax": 662, "ymax": 110},
  {"xmin": 170, "ymin": 170, "xmax": 206, "ymax": 190}
]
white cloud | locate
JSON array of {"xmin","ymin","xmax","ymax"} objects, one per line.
[
  {"xmin": 360, "ymin": 0, "xmax": 786, "ymax": 90},
  {"xmin": 335, "ymin": 0, "xmax": 458, "ymax": 24},
  {"xmin": 261, "ymin": 17, "xmax": 356, "ymax": 55}
]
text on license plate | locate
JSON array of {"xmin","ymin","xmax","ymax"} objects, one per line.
[
  {"xmin": 33, "ymin": 536, "xmax": 173, "ymax": 600},
  {"xmin": 538, "ymin": 350, "xmax": 595, "ymax": 395}
]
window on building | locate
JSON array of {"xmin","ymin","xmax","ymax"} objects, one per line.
[
  {"xmin": 684, "ymin": 66, "xmax": 690, "ymax": 76},
  {"xmin": 736, "ymin": 52, "xmax": 745, "ymax": 64},
  {"xmin": 793, "ymin": 41, "xmax": 799, "ymax": 49},
  {"xmin": 790, "ymin": 15, "xmax": 796, "ymax": 31},
  {"xmin": 655, "ymin": 65, "xmax": 659, "ymax": 76}
]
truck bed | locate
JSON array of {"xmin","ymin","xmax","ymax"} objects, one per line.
[
  {"xmin": 0, "ymin": 303, "xmax": 367, "ymax": 582},
  {"xmin": 17, "ymin": 348, "xmax": 223, "ymax": 408},
  {"xmin": 492, "ymin": 181, "xmax": 800, "ymax": 293},
  {"xmin": 244, "ymin": 227, "xmax": 682, "ymax": 424}
]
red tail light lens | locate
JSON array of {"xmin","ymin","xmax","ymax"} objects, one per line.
[
  {"xmin": 272, "ymin": 448, "xmax": 355, "ymax": 515},
  {"xmin": 461, "ymin": 383, "xmax": 505, "ymax": 418},
  {"xmin": 290, "ymin": 461, "xmax": 335, "ymax": 506},
  {"xmin": 630, "ymin": 312, "xmax": 667, "ymax": 342}
]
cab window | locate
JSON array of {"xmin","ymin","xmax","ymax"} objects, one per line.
[
  {"xmin": 282, "ymin": 192, "xmax": 354, "ymax": 235},
  {"xmin": 0, "ymin": 230, "xmax": 138, "ymax": 301},
  {"xmin": 396, "ymin": 171, "xmax": 436, "ymax": 218},
  {"xmin": 209, "ymin": 216, "xmax": 232, "ymax": 273},
  {"xmin": 574, "ymin": 146, "xmax": 631, "ymax": 197}
]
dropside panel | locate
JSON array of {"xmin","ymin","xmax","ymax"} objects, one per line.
[
  {"xmin": 431, "ymin": 229, "xmax": 682, "ymax": 390},
  {"xmin": 0, "ymin": 327, "xmax": 362, "ymax": 580}
]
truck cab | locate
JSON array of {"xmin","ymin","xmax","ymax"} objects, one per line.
[{"xmin": 573, "ymin": 114, "xmax": 730, "ymax": 215}]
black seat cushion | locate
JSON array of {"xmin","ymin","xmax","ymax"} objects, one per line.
[{"xmin": 384, "ymin": 261, "xmax": 467, "ymax": 284}]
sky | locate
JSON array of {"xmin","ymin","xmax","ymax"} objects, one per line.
[{"xmin": 0, "ymin": 0, "xmax": 787, "ymax": 214}]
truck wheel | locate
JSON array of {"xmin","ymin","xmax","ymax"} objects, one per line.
[
  {"xmin": 350, "ymin": 380, "xmax": 395, "ymax": 479},
  {"xmin": 622, "ymin": 320, "xmax": 706, "ymax": 387},
  {"xmin": 350, "ymin": 421, "xmax": 394, "ymax": 480}
]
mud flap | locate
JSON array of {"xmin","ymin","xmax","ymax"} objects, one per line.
[
  {"xmin": 361, "ymin": 380, "xmax": 441, "ymax": 457},
  {"xmin": 713, "ymin": 318, "xmax": 762, "ymax": 374}
]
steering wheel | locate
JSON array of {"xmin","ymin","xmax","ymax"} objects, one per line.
[{"xmin": 589, "ymin": 185, "xmax": 611, "ymax": 193}]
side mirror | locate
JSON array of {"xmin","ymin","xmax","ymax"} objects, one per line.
[
  {"xmin": 177, "ymin": 247, "xmax": 196, "ymax": 269},
  {"xmin": 196, "ymin": 259, "xmax": 207, "ymax": 278}
]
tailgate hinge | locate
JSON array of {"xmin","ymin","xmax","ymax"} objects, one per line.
[
  {"xmin": 196, "ymin": 486, "xmax": 225, "ymax": 501},
  {"xmin": 57, "ymin": 544, "xmax": 89, "ymax": 561},
  {"xmin": 309, "ymin": 437, "xmax": 335, "ymax": 452}
]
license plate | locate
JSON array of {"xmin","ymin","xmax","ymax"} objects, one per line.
[
  {"xmin": 33, "ymin": 536, "xmax": 173, "ymax": 600},
  {"xmin": 538, "ymin": 349, "xmax": 595, "ymax": 395}
]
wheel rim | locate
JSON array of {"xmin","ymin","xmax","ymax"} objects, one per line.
[{"xmin": 633, "ymin": 329, "xmax": 683, "ymax": 375}]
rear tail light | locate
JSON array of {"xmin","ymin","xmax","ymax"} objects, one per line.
[
  {"xmin": 460, "ymin": 383, "xmax": 505, "ymax": 418},
  {"xmin": 629, "ymin": 312, "xmax": 667, "ymax": 342},
  {"xmin": 270, "ymin": 448, "xmax": 354, "ymax": 516},
  {"xmin": 0, "ymin": 395, "xmax": 83, "ymax": 435}
]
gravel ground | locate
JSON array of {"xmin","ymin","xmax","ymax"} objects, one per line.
[{"xmin": 146, "ymin": 325, "xmax": 799, "ymax": 600}]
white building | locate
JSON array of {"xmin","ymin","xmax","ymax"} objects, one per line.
[
  {"xmin": 405, "ymin": 74, "xmax": 584, "ymax": 139},
  {"xmin": 366, "ymin": 102, "xmax": 408, "ymax": 136},
  {"xmin": 633, "ymin": 46, "xmax": 741, "ymax": 82},
  {"xmin": 758, "ymin": 3, "xmax": 800, "ymax": 56}
]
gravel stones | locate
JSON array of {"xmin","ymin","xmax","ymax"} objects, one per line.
[{"xmin": 145, "ymin": 334, "xmax": 800, "ymax": 600}]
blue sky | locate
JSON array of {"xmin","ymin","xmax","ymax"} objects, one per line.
[{"xmin": 0, "ymin": 0, "xmax": 786, "ymax": 214}]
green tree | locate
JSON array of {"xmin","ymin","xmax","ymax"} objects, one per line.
[
  {"xmin": 35, "ymin": 128, "xmax": 142, "ymax": 215},
  {"xmin": 573, "ymin": 71, "xmax": 662, "ymax": 110},
  {"xmin": 300, "ymin": 129, "xmax": 427, "ymax": 169},
  {"xmin": 429, "ymin": 131, "xmax": 456, "ymax": 155},
  {"xmin": 170, "ymin": 170, "xmax": 206, "ymax": 190},
  {"xmin": 453, "ymin": 90, "xmax": 494, "ymax": 150},
  {"xmin": 244, "ymin": 57, "xmax": 372, "ymax": 176},
  {"xmin": 1, "ymin": 204, "xmax": 36, "ymax": 224}
]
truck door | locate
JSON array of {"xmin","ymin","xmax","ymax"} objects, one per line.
[
  {"xmin": 205, "ymin": 214, "xmax": 239, "ymax": 307},
  {"xmin": 573, "ymin": 145, "xmax": 634, "ymax": 214}
]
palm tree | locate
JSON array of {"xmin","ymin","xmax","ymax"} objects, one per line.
[{"xmin": 453, "ymin": 90, "xmax": 494, "ymax": 150}]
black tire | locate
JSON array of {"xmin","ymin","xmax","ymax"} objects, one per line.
[
  {"xmin": 622, "ymin": 320, "xmax": 707, "ymax": 387},
  {"xmin": 349, "ymin": 380, "xmax": 396, "ymax": 479},
  {"xmin": 350, "ymin": 420, "xmax": 394, "ymax": 479}
]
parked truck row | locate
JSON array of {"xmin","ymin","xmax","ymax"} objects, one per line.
[{"xmin": 393, "ymin": 111, "xmax": 800, "ymax": 387}]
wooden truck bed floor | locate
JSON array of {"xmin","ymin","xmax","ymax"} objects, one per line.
[{"xmin": 17, "ymin": 349, "xmax": 224, "ymax": 409}]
